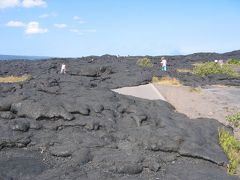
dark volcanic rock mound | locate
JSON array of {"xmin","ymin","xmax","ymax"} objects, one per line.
[{"xmin": 0, "ymin": 53, "xmax": 239, "ymax": 180}]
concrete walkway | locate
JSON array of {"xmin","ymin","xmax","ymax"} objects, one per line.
[{"xmin": 112, "ymin": 83, "xmax": 166, "ymax": 101}]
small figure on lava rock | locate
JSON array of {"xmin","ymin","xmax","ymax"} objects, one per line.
[
  {"xmin": 60, "ymin": 63, "xmax": 66, "ymax": 74},
  {"xmin": 160, "ymin": 57, "xmax": 167, "ymax": 71}
]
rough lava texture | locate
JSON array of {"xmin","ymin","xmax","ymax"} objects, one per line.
[{"xmin": 0, "ymin": 51, "xmax": 240, "ymax": 180}]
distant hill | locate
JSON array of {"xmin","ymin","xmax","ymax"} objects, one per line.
[
  {"xmin": 0, "ymin": 55, "xmax": 49, "ymax": 60},
  {"xmin": 1, "ymin": 50, "xmax": 240, "ymax": 61},
  {"xmin": 182, "ymin": 50, "xmax": 240, "ymax": 61},
  {"xmin": 222, "ymin": 50, "xmax": 240, "ymax": 58}
]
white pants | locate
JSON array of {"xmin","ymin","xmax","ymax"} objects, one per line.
[{"xmin": 60, "ymin": 67, "xmax": 66, "ymax": 74}]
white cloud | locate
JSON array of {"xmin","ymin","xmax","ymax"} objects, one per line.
[
  {"xmin": 6, "ymin": 20, "xmax": 26, "ymax": 27},
  {"xmin": 78, "ymin": 20, "xmax": 85, "ymax": 24},
  {"xmin": 70, "ymin": 29, "xmax": 83, "ymax": 35},
  {"xmin": 73, "ymin": 16, "xmax": 85, "ymax": 24},
  {"xmin": 0, "ymin": 0, "xmax": 20, "ymax": 9},
  {"xmin": 70, "ymin": 29, "xmax": 79, "ymax": 33},
  {"xmin": 0, "ymin": 0, "xmax": 47, "ymax": 9},
  {"xmin": 39, "ymin": 12, "xmax": 57, "ymax": 18},
  {"xmin": 22, "ymin": 0, "xmax": 46, "ymax": 8},
  {"xmin": 54, "ymin": 23, "xmax": 67, "ymax": 28},
  {"xmin": 5, "ymin": 20, "xmax": 48, "ymax": 35},
  {"xmin": 73, "ymin": 16, "xmax": 80, "ymax": 20},
  {"xmin": 39, "ymin": 14, "xmax": 48, "ymax": 18},
  {"xmin": 84, "ymin": 29, "xmax": 96, "ymax": 33},
  {"xmin": 25, "ymin": 21, "xmax": 48, "ymax": 34},
  {"xmin": 70, "ymin": 29, "xmax": 96, "ymax": 35}
]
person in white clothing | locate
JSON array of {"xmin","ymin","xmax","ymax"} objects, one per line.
[
  {"xmin": 218, "ymin": 59, "xmax": 224, "ymax": 67},
  {"xmin": 160, "ymin": 57, "xmax": 167, "ymax": 71},
  {"xmin": 60, "ymin": 63, "xmax": 66, "ymax": 74}
]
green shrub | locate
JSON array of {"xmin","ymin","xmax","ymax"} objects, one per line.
[
  {"xmin": 218, "ymin": 128, "xmax": 240, "ymax": 175},
  {"xmin": 137, "ymin": 58, "xmax": 153, "ymax": 68},
  {"xmin": 226, "ymin": 112, "xmax": 240, "ymax": 128},
  {"xmin": 226, "ymin": 58, "xmax": 240, "ymax": 65},
  {"xmin": 193, "ymin": 62, "xmax": 238, "ymax": 77}
]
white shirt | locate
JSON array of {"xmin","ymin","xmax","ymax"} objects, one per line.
[
  {"xmin": 61, "ymin": 64, "xmax": 66, "ymax": 70},
  {"xmin": 161, "ymin": 59, "xmax": 167, "ymax": 66}
]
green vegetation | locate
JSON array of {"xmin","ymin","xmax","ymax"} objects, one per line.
[
  {"xmin": 137, "ymin": 58, "xmax": 153, "ymax": 68},
  {"xmin": 218, "ymin": 128, "xmax": 240, "ymax": 175},
  {"xmin": 193, "ymin": 62, "xmax": 238, "ymax": 77},
  {"xmin": 0, "ymin": 75, "xmax": 28, "ymax": 83},
  {"xmin": 226, "ymin": 58, "xmax": 240, "ymax": 65},
  {"xmin": 226, "ymin": 112, "xmax": 240, "ymax": 128}
]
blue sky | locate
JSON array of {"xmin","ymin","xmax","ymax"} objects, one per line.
[{"xmin": 0, "ymin": 0, "xmax": 240, "ymax": 57}]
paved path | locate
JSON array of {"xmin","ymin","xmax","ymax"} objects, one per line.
[
  {"xmin": 112, "ymin": 83, "xmax": 166, "ymax": 101},
  {"xmin": 155, "ymin": 84, "xmax": 240, "ymax": 140}
]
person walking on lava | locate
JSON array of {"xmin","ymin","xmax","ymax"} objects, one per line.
[
  {"xmin": 160, "ymin": 57, "xmax": 167, "ymax": 71},
  {"xmin": 60, "ymin": 63, "xmax": 66, "ymax": 74}
]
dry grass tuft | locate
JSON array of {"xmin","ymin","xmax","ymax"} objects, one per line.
[
  {"xmin": 152, "ymin": 76, "xmax": 182, "ymax": 86},
  {"xmin": 189, "ymin": 87, "xmax": 201, "ymax": 93},
  {"xmin": 0, "ymin": 75, "xmax": 28, "ymax": 83},
  {"xmin": 177, "ymin": 68, "xmax": 192, "ymax": 73},
  {"xmin": 192, "ymin": 63, "xmax": 201, "ymax": 66}
]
